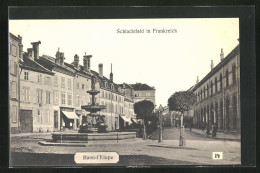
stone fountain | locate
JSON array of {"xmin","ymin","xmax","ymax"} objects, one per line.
[
  {"xmin": 79, "ymin": 75, "xmax": 106, "ymax": 133},
  {"xmin": 49, "ymin": 74, "xmax": 136, "ymax": 143}
]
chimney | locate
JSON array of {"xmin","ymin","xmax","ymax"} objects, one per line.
[
  {"xmin": 211, "ymin": 60, "xmax": 214, "ymax": 70},
  {"xmin": 220, "ymin": 48, "xmax": 224, "ymax": 61},
  {"xmin": 31, "ymin": 41, "xmax": 41, "ymax": 59},
  {"xmin": 83, "ymin": 52, "xmax": 92, "ymax": 72},
  {"xmin": 55, "ymin": 48, "xmax": 60, "ymax": 64},
  {"xmin": 27, "ymin": 48, "xmax": 34, "ymax": 61},
  {"xmin": 60, "ymin": 52, "xmax": 65, "ymax": 65},
  {"xmin": 196, "ymin": 76, "xmax": 199, "ymax": 84},
  {"xmin": 18, "ymin": 35, "xmax": 23, "ymax": 60},
  {"xmin": 98, "ymin": 63, "xmax": 103, "ymax": 78},
  {"xmin": 74, "ymin": 54, "xmax": 79, "ymax": 69},
  {"xmin": 110, "ymin": 63, "xmax": 113, "ymax": 82}
]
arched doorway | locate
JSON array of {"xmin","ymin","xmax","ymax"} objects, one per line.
[
  {"xmin": 225, "ymin": 97, "xmax": 230, "ymax": 131},
  {"xmin": 201, "ymin": 108, "xmax": 203, "ymax": 129},
  {"xmin": 210, "ymin": 103, "xmax": 214, "ymax": 127},
  {"xmin": 232, "ymin": 95, "xmax": 237, "ymax": 131},
  {"xmin": 215, "ymin": 102, "xmax": 218, "ymax": 128},
  {"xmin": 220, "ymin": 101, "xmax": 223, "ymax": 129}
]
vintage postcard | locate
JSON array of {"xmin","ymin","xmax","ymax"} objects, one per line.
[{"xmin": 9, "ymin": 9, "xmax": 243, "ymax": 167}]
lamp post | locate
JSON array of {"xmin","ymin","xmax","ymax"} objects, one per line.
[
  {"xmin": 179, "ymin": 112, "xmax": 185, "ymax": 146},
  {"xmin": 158, "ymin": 104, "xmax": 163, "ymax": 143}
]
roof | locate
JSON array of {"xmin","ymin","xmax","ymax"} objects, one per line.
[
  {"xmin": 35, "ymin": 55, "xmax": 75, "ymax": 76},
  {"xmin": 130, "ymin": 83, "xmax": 155, "ymax": 91},
  {"xmin": 9, "ymin": 32, "xmax": 21, "ymax": 42},
  {"xmin": 192, "ymin": 44, "xmax": 239, "ymax": 92},
  {"xmin": 20, "ymin": 56, "xmax": 54, "ymax": 75},
  {"xmin": 118, "ymin": 83, "xmax": 133, "ymax": 89}
]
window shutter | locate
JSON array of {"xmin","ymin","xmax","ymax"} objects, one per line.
[{"xmin": 28, "ymin": 89, "xmax": 31, "ymax": 102}]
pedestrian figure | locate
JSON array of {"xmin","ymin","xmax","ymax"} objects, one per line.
[{"xmin": 212, "ymin": 123, "xmax": 217, "ymax": 137}]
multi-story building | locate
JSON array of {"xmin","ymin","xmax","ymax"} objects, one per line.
[
  {"xmin": 9, "ymin": 34, "xmax": 148, "ymax": 133},
  {"xmin": 19, "ymin": 41, "xmax": 55, "ymax": 132},
  {"xmin": 190, "ymin": 44, "xmax": 240, "ymax": 133},
  {"xmin": 36, "ymin": 49, "xmax": 78, "ymax": 131},
  {"xmin": 94, "ymin": 64, "xmax": 125, "ymax": 131},
  {"xmin": 9, "ymin": 33, "xmax": 22, "ymax": 133},
  {"xmin": 130, "ymin": 83, "xmax": 156, "ymax": 105},
  {"xmin": 118, "ymin": 83, "xmax": 135, "ymax": 127},
  {"xmin": 69, "ymin": 54, "xmax": 92, "ymax": 128}
]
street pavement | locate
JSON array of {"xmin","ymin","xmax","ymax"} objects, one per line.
[{"xmin": 10, "ymin": 127, "xmax": 241, "ymax": 166}]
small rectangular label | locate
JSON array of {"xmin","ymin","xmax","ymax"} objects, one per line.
[
  {"xmin": 212, "ymin": 152, "xmax": 223, "ymax": 160},
  {"xmin": 74, "ymin": 152, "xmax": 119, "ymax": 164}
]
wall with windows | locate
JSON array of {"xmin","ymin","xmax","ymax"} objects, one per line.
[
  {"xmin": 73, "ymin": 73, "xmax": 92, "ymax": 126},
  {"xmin": 20, "ymin": 69, "xmax": 54, "ymax": 132},
  {"xmin": 9, "ymin": 34, "xmax": 20, "ymax": 133},
  {"xmin": 52, "ymin": 70, "xmax": 74, "ymax": 129},
  {"xmin": 192, "ymin": 45, "xmax": 240, "ymax": 133},
  {"xmin": 99, "ymin": 88, "xmax": 124, "ymax": 130},
  {"xmin": 133, "ymin": 90, "xmax": 156, "ymax": 105}
]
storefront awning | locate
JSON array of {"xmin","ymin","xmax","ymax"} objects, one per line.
[
  {"xmin": 120, "ymin": 115, "xmax": 132, "ymax": 124},
  {"xmin": 131, "ymin": 118, "xmax": 138, "ymax": 124},
  {"xmin": 62, "ymin": 111, "xmax": 79, "ymax": 119}
]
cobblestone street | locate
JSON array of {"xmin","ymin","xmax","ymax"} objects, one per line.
[{"xmin": 10, "ymin": 128, "xmax": 241, "ymax": 166}]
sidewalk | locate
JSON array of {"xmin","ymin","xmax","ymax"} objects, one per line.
[{"xmin": 187, "ymin": 128, "xmax": 240, "ymax": 141}]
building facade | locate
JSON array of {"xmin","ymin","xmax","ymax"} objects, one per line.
[
  {"xmin": 130, "ymin": 83, "xmax": 156, "ymax": 105},
  {"xmin": 19, "ymin": 42, "xmax": 55, "ymax": 132},
  {"xmin": 191, "ymin": 45, "xmax": 240, "ymax": 133},
  {"xmin": 9, "ymin": 33, "xmax": 22, "ymax": 133},
  {"xmin": 9, "ymin": 33, "xmax": 145, "ymax": 133}
]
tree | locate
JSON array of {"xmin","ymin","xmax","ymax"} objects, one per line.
[
  {"xmin": 134, "ymin": 100, "xmax": 155, "ymax": 140},
  {"xmin": 168, "ymin": 91, "xmax": 197, "ymax": 146},
  {"xmin": 168, "ymin": 91, "xmax": 197, "ymax": 113}
]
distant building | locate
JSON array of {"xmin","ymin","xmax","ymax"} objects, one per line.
[
  {"xmin": 9, "ymin": 33, "xmax": 22, "ymax": 133},
  {"xmin": 130, "ymin": 83, "xmax": 156, "ymax": 105},
  {"xmin": 190, "ymin": 44, "xmax": 240, "ymax": 133},
  {"xmin": 93, "ymin": 64, "xmax": 125, "ymax": 131}
]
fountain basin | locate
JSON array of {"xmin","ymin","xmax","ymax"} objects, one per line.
[
  {"xmin": 81, "ymin": 105, "xmax": 106, "ymax": 113},
  {"xmin": 52, "ymin": 132, "xmax": 136, "ymax": 143}
]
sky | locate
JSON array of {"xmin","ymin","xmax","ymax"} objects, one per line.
[{"xmin": 9, "ymin": 18, "xmax": 239, "ymax": 107}]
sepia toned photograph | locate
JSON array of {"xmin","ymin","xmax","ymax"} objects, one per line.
[{"xmin": 9, "ymin": 13, "xmax": 242, "ymax": 166}]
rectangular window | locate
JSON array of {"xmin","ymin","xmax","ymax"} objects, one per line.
[
  {"xmin": 10, "ymin": 61, "xmax": 17, "ymax": 76},
  {"xmin": 46, "ymin": 91, "xmax": 51, "ymax": 104},
  {"xmin": 38, "ymin": 74, "xmax": 42, "ymax": 83},
  {"xmin": 82, "ymin": 84, "xmax": 84, "ymax": 89},
  {"xmin": 44, "ymin": 76, "xmax": 51, "ymax": 86},
  {"xmin": 68, "ymin": 79, "xmax": 72, "ymax": 90},
  {"xmin": 24, "ymin": 72, "xmax": 29, "ymax": 80},
  {"xmin": 23, "ymin": 87, "xmax": 30, "ymax": 102},
  {"xmin": 68, "ymin": 93, "xmax": 72, "ymax": 106},
  {"xmin": 53, "ymin": 91, "xmax": 59, "ymax": 105},
  {"xmin": 61, "ymin": 77, "xmax": 65, "ymax": 88},
  {"xmin": 46, "ymin": 110, "xmax": 50, "ymax": 124},
  {"xmin": 61, "ymin": 92, "xmax": 66, "ymax": 104},
  {"xmin": 82, "ymin": 96, "xmax": 85, "ymax": 105},
  {"xmin": 76, "ymin": 95, "xmax": 80, "ymax": 106},
  {"xmin": 36, "ymin": 90, "xmax": 43, "ymax": 103},
  {"xmin": 11, "ymin": 44, "xmax": 17, "ymax": 57},
  {"xmin": 38, "ymin": 110, "xmax": 42, "ymax": 124},
  {"xmin": 11, "ymin": 106, "xmax": 17, "ymax": 123},
  {"xmin": 11, "ymin": 81, "xmax": 17, "ymax": 99},
  {"xmin": 54, "ymin": 76, "xmax": 58, "ymax": 87}
]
